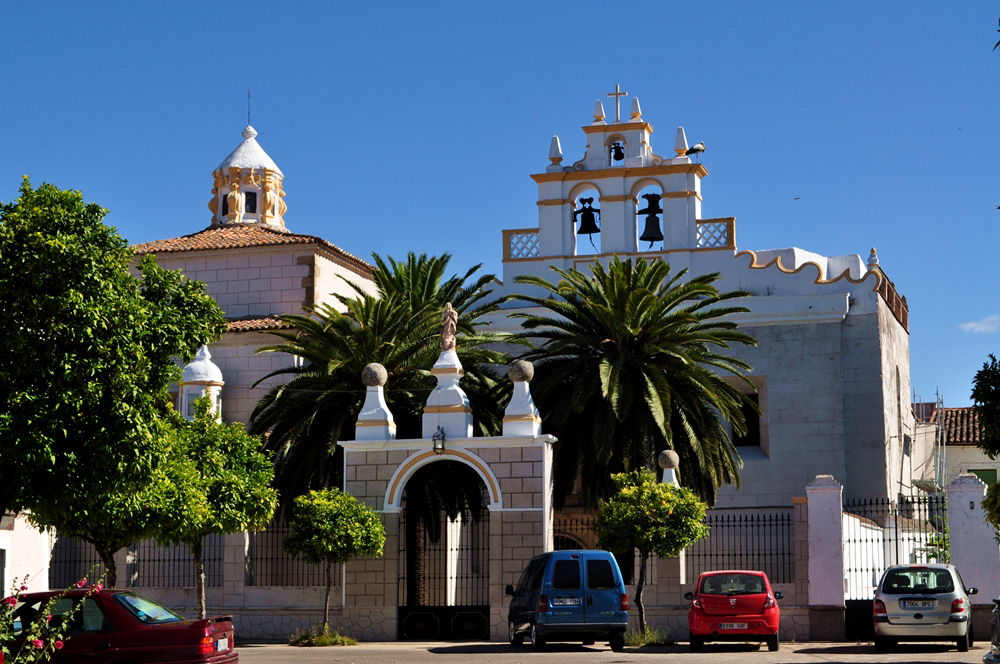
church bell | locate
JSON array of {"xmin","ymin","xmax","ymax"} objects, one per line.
[
  {"xmin": 637, "ymin": 193, "xmax": 664, "ymax": 245},
  {"xmin": 574, "ymin": 197, "xmax": 601, "ymax": 235}
]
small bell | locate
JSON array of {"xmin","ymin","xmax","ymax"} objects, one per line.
[
  {"xmin": 637, "ymin": 193, "xmax": 663, "ymax": 246},
  {"xmin": 574, "ymin": 197, "xmax": 601, "ymax": 235},
  {"xmin": 610, "ymin": 142, "xmax": 625, "ymax": 162}
]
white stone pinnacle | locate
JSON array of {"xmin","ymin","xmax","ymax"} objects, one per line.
[
  {"xmin": 592, "ymin": 100, "xmax": 606, "ymax": 125},
  {"xmin": 630, "ymin": 97, "xmax": 642, "ymax": 121},
  {"xmin": 548, "ymin": 135, "xmax": 563, "ymax": 163}
]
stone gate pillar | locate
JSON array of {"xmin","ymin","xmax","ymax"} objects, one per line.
[{"xmin": 806, "ymin": 474, "xmax": 844, "ymax": 640}]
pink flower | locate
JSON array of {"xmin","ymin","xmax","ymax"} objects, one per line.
[
  {"xmin": 75, "ymin": 578, "xmax": 87, "ymax": 588},
  {"xmin": 3, "ymin": 596, "xmax": 16, "ymax": 606},
  {"xmin": 91, "ymin": 583, "xmax": 104, "ymax": 593},
  {"xmin": 46, "ymin": 614, "xmax": 52, "ymax": 622},
  {"xmin": 54, "ymin": 640, "xmax": 64, "ymax": 650},
  {"xmin": 32, "ymin": 639, "xmax": 43, "ymax": 649},
  {"xmin": 19, "ymin": 585, "xmax": 27, "ymax": 591}
]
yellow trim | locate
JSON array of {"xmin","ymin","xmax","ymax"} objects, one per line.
[
  {"xmin": 355, "ymin": 419, "xmax": 394, "ymax": 427},
  {"xmin": 792, "ymin": 496, "xmax": 807, "ymax": 504},
  {"xmin": 536, "ymin": 199, "xmax": 565, "ymax": 206},
  {"xmin": 503, "ymin": 414, "xmax": 543, "ymax": 423},
  {"xmin": 531, "ymin": 163, "xmax": 707, "ymax": 184},
  {"xmin": 736, "ymin": 248, "xmax": 881, "ymax": 286},
  {"xmin": 502, "ymin": 245, "xmax": 736, "ymax": 264},
  {"xmin": 599, "ymin": 195, "xmax": 632, "ymax": 203},
  {"xmin": 387, "ymin": 450, "xmax": 501, "ymax": 506},
  {"xmin": 582, "ymin": 122, "xmax": 653, "ymax": 134},
  {"xmin": 423, "ymin": 404, "xmax": 472, "ymax": 414},
  {"xmin": 664, "ymin": 190, "xmax": 701, "ymax": 200},
  {"xmin": 430, "ymin": 367, "xmax": 464, "ymax": 376}
]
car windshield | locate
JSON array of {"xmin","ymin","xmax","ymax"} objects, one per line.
[
  {"xmin": 113, "ymin": 593, "xmax": 184, "ymax": 624},
  {"xmin": 881, "ymin": 568, "xmax": 954, "ymax": 595},
  {"xmin": 699, "ymin": 573, "xmax": 765, "ymax": 595}
]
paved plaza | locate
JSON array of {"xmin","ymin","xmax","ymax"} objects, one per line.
[{"xmin": 236, "ymin": 641, "xmax": 988, "ymax": 663}]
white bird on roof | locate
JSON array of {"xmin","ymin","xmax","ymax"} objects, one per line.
[{"xmin": 685, "ymin": 141, "xmax": 705, "ymax": 156}]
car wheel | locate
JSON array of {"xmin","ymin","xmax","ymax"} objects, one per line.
[
  {"xmin": 957, "ymin": 630, "xmax": 970, "ymax": 652},
  {"xmin": 609, "ymin": 633, "xmax": 625, "ymax": 652},
  {"xmin": 766, "ymin": 634, "xmax": 779, "ymax": 652},
  {"xmin": 529, "ymin": 623, "xmax": 545, "ymax": 650},
  {"xmin": 690, "ymin": 635, "xmax": 704, "ymax": 652},
  {"xmin": 508, "ymin": 621, "xmax": 523, "ymax": 647},
  {"xmin": 874, "ymin": 636, "xmax": 894, "ymax": 652}
]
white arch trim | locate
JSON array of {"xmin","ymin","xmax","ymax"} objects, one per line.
[{"xmin": 383, "ymin": 449, "xmax": 503, "ymax": 513}]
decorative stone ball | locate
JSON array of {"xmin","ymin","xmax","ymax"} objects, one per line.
[
  {"xmin": 361, "ymin": 363, "xmax": 388, "ymax": 387},
  {"xmin": 507, "ymin": 360, "xmax": 534, "ymax": 382},
  {"xmin": 657, "ymin": 449, "xmax": 680, "ymax": 470}
]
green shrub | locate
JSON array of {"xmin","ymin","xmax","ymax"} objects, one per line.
[
  {"xmin": 288, "ymin": 625, "xmax": 357, "ymax": 647},
  {"xmin": 624, "ymin": 626, "xmax": 673, "ymax": 647}
]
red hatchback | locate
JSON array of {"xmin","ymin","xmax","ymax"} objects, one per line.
[
  {"xmin": 685, "ymin": 570, "xmax": 782, "ymax": 652},
  {"xmin": 7, "ymin": 589, "xmax": 237, "ymax": 663}
]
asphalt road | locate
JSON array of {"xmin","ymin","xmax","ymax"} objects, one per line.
[{"xmin": 237, "ymin": 641, "xmax": 989, "ymax": 663}]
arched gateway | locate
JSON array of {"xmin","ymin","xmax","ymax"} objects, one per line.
[{"xmin": 337, "ymin": 336, "xmax": 556, "ymax": 641}]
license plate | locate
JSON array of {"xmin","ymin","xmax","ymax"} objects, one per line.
[
  {"xmin": 901, "ymin": 600, "xmax": 934, "ymax": 609},
  {"xmin": 216, "ymin": 637, "xmax": 229, "ymax": 651},
  {"xmin": 552, "ymin": 597, "xmax": 581, "ymax": 606},
  {"xmin": 719, "ymin": 622, "xmax": 748, "ymax": 630}
]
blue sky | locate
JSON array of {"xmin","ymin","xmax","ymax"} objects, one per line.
[{"xmin": 1, "ymin": 1, "xmax": 997, "ymax": 406}]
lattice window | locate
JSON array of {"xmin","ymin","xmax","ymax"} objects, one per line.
[
  {"xmin": 696, "ymin": 221, "xmax": 729, "ymax": 248},
  {"xmin": 508, "ymin": 231, "xmax": 540, "ymax": 259}
]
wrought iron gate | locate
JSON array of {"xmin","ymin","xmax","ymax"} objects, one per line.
[
  {"xmin": 397, "ymin": 505, "xmax": 490, "ymax": 640},
  {"xmin": 842, "ymin": 495, "xmax": 948, "ymax": 639}
]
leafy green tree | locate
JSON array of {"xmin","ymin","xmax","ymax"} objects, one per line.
[
  {"xmin": 512, "ymin": 257, "xmax": 757, "ymax": 507},
  {"xmin": 284, "ymin": 488, "xmax": 386, "ymax": 632},
  {"xmin": 593, "ymin": 468, "xmax": 709, "ymax": 633},
  {"xmin": 972, "ymin": 354, "xmax": 1000, "ymax": 529},
  {"xmin": 0, "ymin": 178, "xmax": 226, "ymax": 578},
  {"xmin": 248, "ymin": 252, "xmax": 511, "ymax": 501},
  {"xmin": 153, "ymin": 399, "xmax": 278, "ymax": 618}
]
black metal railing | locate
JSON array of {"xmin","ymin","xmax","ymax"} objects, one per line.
[
  {"xmin": 128, "ymin": 537, "xmax": 223, "ymax": 588},
  {"xmin": 685, "ymin": 510, "xmax": 795, "ymax": 583},
  {"xmin": 246, "ymin": 521, "xmax": 334, "ymax": 587},
  {"xmin": 842, "ymin": 495, "xmax": 948, "ymax": 600},
  {"xmin": 552, "ymin": 515, "xmax": 599, "ymax": 551}
]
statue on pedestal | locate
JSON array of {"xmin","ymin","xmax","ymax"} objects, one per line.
[{"xmin": 440, "ymin": 302, "xmax": 458, "ymax": 351}]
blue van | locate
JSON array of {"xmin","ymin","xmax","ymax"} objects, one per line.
[{"xmin": 505, "ymin": 550, "xmax": 628, "ymax": 651}]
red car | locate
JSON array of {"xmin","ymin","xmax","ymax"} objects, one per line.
[
  {"xmin": 7, "ymin": 589, "xmax": 237, "ymax": 663},
  {"xmin": 684, "ymin": 570, "xmax": 782, "ymax": 652}
]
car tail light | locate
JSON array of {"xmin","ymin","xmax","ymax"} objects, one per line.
[
  {"xmin": 873, "ymin": 599, "xmax": 887, "ymax": 616},
  {"xmin": 620, "ymin": 593, "xmax": 629, "ymax": 611},
  {"xmin": 198, "ymin": 627, "xmax": 214, "ymax": 655},
  {"xmin": 952, "ymin": 598, "xmax": 966, "ymax": 613},
  {"xmin": 764, "ymin": 595, "xmax": 776, "ymax": 608},
  {"xmin": 538, "ymin": 594, "xmax": 548, "ymax": 613}
]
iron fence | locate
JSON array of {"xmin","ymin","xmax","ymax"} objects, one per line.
[
  {"xmin": 246, "ymin": 520, "xmax": 334, "ymax": 587},
  {"xmin": 49, "ymin": 537, "xmax": 108, "ymax": 589},
  {"xmin": 842, "ymin": 495, "xmax": 948, "ymax": 600},
  {"xmin": 127, "ymin": 537, "xmax": 223, "ymax": 588},
  {"xmin": 685, "ymin": 510, "xmax": 795, "ymax": 583}
]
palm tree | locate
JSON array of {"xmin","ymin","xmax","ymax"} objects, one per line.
[
  {"xmin": 512, "ymin": 257, "xmax": 757, "ymax": 507},
  {"xmin": 248, "ymin": 252, "xmax": 511, "ymax": 502}
]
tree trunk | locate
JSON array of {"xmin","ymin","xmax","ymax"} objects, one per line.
[
  {"xmin": 635, "ymin": 550, "xmax": 648, "ymax": 634},
  {"xmin": 193, "ymin": 540, "xmax": 206, "ymax": 619},
  {"xmin": 323, "ymin": 561, "xmax": 332, "ymax": 633},
  {"xmin": 96, "ymin": 546, "xmax": 117, "ymax": 588}
]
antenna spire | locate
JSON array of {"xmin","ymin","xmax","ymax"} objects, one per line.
[{"xmin": 247, "ymin": 89, "xmax": 252, "ymax": 126}]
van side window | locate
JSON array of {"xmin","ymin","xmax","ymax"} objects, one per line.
[
  {"xmin": 552, "ymin": 560, "xmax": 581, "ymax": 590},
  {"xmin": 517, "ymin": 558, "xmax": 546, "ymax": 594},
  {"xmin": 586, "ymin": 559, "xmax": 616, "ymax": 589}
]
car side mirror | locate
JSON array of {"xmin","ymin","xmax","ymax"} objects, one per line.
[
  {"xmin": 683, "ymin": 591, "xmax": 694, "ymax": 601},
  {"xmin": 968, "ymin": 587, "xmax": 979, "ymax": 596},
  {"xmin": 774, "ymin": 591, "xmax": 783, "ymax": 600},
  {"xmin": 505, "ymin": 584, "xmax": 515, "ymax": 596}
]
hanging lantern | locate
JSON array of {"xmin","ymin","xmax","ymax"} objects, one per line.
[
  {"xmin": 574, "ymin": 197, "xmax": 601, "ymax": 235},
  {"xmin": 637, "ymin": 193, "xmax": 664, "ymax": 245}
]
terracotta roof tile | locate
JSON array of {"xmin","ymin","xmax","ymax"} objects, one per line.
[
  {"xmin": 226, "ymin": 316, "xmax": 294, "ymax": 333},
  {"xmin": 132, "ymin": 224, "xmax": 373, "ymax": 274},
  {"xmin": 934, "ymin": 407, "xmax": 981, "ymax": 446}
]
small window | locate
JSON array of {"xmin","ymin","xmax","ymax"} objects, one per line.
[
  {"xmin": 221, "ymin": 195, "xmax": 229, "ymax": 216},
  {"xmin": 244, "ymin": 191, "xmax": 258, "ymax": 214},
  {"xmin": 516, "ymin": 558, "xmax": 546, "ymax": 594},
  {"xmin": 733, "ymin": 393, "xmax": 761, "ymax": 447},
  {"xmin": 552, "ymin": 560, "xmax": 580, "ymax": 590},
  {"xmin": 586, "ymin": 559, "xmax": 615, "ymax": 589},
  {"xmin": 113, "ymin": 593, "xmax": 183, "ymax": 624}
]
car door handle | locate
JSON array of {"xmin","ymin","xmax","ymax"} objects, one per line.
[{"xmin": 587, "ymin": 596, "xmax": 593, "ymax": 606}]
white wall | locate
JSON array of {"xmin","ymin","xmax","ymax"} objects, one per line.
[{"xmin": 0, "ymin": 514, "xmax": 52, "ymax": 593}]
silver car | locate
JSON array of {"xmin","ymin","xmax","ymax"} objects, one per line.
[{"xmin": 873, "ymin": 563, "xmax": 977, "ymax": 652}]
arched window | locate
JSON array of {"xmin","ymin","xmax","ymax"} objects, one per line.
[
  {"xmin": 634, "ymin": 184, "xmax": 664, "ymax": 252},
  {"xmin": 572, "ymin": 188, "xmax": 602, "ymax": 256}
]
